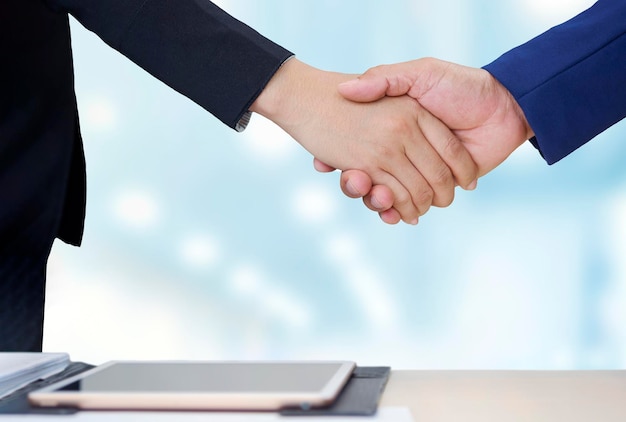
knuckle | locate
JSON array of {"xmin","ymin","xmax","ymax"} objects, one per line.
[
  {"xmin": 421, "ymin": 57, "xmax": 438, "ymax": 69},
  {"xmin": 394, "ymin": 189, "xmax": 413, "ymax": 208},
  {"xmin": 433, "ymin": 189, "xmax": 454, "ymax": 208},
  {"xmin": 384, "ymin": 115, "xmax": 413, "ymax": 137},
  {"xmin": 413, "ymin": 188, "xmax": 434, "ymax": 214},
  {"xmin": 368, "ymin": 64, "xmax": 389, "ymax": 76},
  {"xmin": 441, "ymin": 136, "xmax": 478, "ymax": 186},
  {"xmin": 373, "ymin": 143, "xmax": 396, "ymax": 161},
  {"xmin": 431, "ymin": 164, "xmax": 454, "ymax": 189},
  {"xmin": 442, "ymin": 134, "xmax": 464, "ymax": 158}
]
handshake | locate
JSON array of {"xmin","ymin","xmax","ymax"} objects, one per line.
[{"xmin": 251, "ymin": 57, "xmax": 534, "ymax": 225}]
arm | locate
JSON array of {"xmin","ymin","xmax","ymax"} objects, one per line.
[
  {"xmin": 337, "ymin": 0, "xmax": 626, "ymax": 223},
  {"xmin": 484, "ymin": 0, "xmax": 626, "ymax": 164},
  {"xmin": 47, "ymin": 0, "xmax": 479, "ymax": 223},
  {"xmin": 47, "ymin": 0, "xmax": 292, "ymax": 130}
]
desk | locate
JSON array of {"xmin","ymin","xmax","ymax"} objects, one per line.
[
  {"xmin": 9, "ymin": 370, "xmax": 626, "ymax": 421},
  {"xmin": 381, "ymin": 370, "xmax": 626, "ymax": 421}
]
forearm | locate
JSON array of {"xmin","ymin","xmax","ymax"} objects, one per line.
[
  {"xmin": 48, "ymin": 0, "xmax": 293, "ymax": 130},
  {"xmin": 250, "ymin": 58, "xmax": 353, "ymax": 144},
  {"xmin": 483, "ymin": 0, "xmax": 626, "ymax": 164}
]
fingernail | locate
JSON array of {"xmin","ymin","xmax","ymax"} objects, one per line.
[
  {"xmin": 467, "ymin": 179, "xmax": 478, "ymax": 190},
  {"xmin": 371, "ymin": 196, "xmax": 383, "ymax": 210},
  {"xmin": 338, "ymin": 79, "xmax": 359, "ymax": 89},
  {"xmin": 346, "ymin": 180, "xmax": 361, "ymax": 197},
  {"xmin": 410, "ymin": 218, "xmax": 419, "ymax": 225}
]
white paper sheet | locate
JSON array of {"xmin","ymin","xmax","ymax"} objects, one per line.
[
  {"xmin": 0, "ymin": 406, "xmax": 413, "ymax": 422},
  {"xmin": 0, "ymin": 353, "xmax": 69, "ymax": 399}
]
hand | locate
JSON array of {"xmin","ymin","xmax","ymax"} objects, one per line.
[
  {"xmin": 331, "ymin": 57, "xmax": 533, "ymax": 224},
  {"xmin": 250, "ymin": 58, "xmax": 478, "ymax": 224}
]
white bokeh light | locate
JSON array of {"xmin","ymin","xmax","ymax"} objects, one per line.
[
  {"xmin": 325, "ymin": 233, "xmax": 361, "ymax": 264},
  {"xmin": 44, "ymin": 273, "xmax": 192, "ymax": 363},
  {"xmin": 263, "ymin": 289, "xmax": 312, "ymax": 329},
  {"xmin": 179, "ymin": 234, "xmax": 221, "ymax": 270},
  {"xmin": 324, "ymin": 233, "xmax": 397, "ymax": 331},
  {"xmin": 82, "ymin": 96, "xmax": 117, "ymax": 131},
  {"xmin": 241, "ymin": 115, "xmax": 298, "ymax": 163},
  {"xmin": 601, "ymin": 192, "xmax": 626, "ymax": 366},
  {"xmin": 291, "ymin": 183, "xmax": 336, "ymax": 224},
  {"xmin": 229, "ymin": 265, "xmax": 312, "ymax": 328},
  {"xmin": 112, "ymin": 189, "xmax": 161, "ymax": 230},
  {"xmin": 210, "ymin": 0, "xmax": 232, "ymax": 10},
  {"xmin": 343, "ymin": 266, "xmax": 397, "ymax": 331},
  {"xmin": 230, "ymin": 265, "xmax": 263, "ymax": 295},
  {"xmin": 507, "ymin": 141, "xmax": 543, "ymax": 169},
  {"xmin": 521, "ymin": 0, "xmax": 595, "ymax": 22}
]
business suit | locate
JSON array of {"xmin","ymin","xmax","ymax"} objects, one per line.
[
  {"xmin": 484, "ymin": 0, "xmax": 626, "ymax": 165},
  {"xmin": 1, "ymin": 0, "xmax": 291, "ymax": 351}
]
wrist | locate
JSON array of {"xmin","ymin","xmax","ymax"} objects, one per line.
[
  {"xmin": 250, "ymin": 58, "xmax": 313, "ymax": 129},
  {"xmin": 506, "ymin": 89, "xmax": 534, "ymax": 141},
  {"xmin": 488, "ymin": 72, "xmax": 534, "ymax": 142}
]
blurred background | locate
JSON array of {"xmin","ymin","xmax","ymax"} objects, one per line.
[{"xmin": 43, "ymin": 0, "xmax": 626, "ymax": 369}]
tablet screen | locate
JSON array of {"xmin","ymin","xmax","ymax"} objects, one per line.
[{"xmin": 59, "ymin": 361, "xmax": 350, "ymax": 392}]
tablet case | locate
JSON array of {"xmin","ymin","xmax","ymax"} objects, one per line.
[
  {"xmin": 0, "ymin": 363, "xmax": 390, "ymax": 416},
  {"xmin": 281, "ymin": 366, "xmax": 391, "ymax": 416}
]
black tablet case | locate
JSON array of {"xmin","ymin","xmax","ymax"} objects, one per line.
[
  {"xmin": 0, "ymin": 363, "xmax": 390, "ymax": 416},
  {"xmin": 281, "ymin": 366, "xmax": 391, "ymax": 416}
]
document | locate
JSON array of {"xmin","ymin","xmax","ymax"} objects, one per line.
[
  {"xmin": 0, "ymin": 353, "xmax": 69, "ymax": 399},
  {"xmin": 1, "ymin": 407, "xmax": 413, "ymax": 421}
]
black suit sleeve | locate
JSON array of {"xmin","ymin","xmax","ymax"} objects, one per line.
[{"xmin": 47, "ymin": 0, "xmax": 294, "ymax": 130}]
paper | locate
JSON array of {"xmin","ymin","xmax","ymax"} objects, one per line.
[
  {"xmin": 0, "ymin": 407, "xmax": 413, "ymax": 421},
  {"xmin": 0, "ymin": 353, "xmax": 69, "ymax": 399}
]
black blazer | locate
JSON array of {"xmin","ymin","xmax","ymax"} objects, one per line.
[{"xmin": 0, "ymin": 0, "xmax": 291, "ymax": 351}]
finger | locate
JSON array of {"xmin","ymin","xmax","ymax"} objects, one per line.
[
  {"xmin": 403, "ymin": 142, "xmax": 455, "ymax": 209},
  {"xmin": 416, "ymin": 108, "xmax": 479, "ymax": 191},
  {"xmin": 313, "ymin": 158, "xmax": 336, "ymax": 173},
  {"xmin": 395, "ymin": 105, "xmax": 458, "ymax": 208},
  {"xmin": 370, "ymin": 170, "xmax": 425, "ymax": 224},
  {"xmin": 380, "ymin": 113, "xmax": 454, "ymax": 209},
  {"xmin": 349, "ymin": 182, "xmax": 399, "ymax": 225},
  {"xmin": 358, "ymin": 100, "xmax": 440, "ymax": 216},
  {"xmin": 362, "ymin": 184, "xmax": 394, "ymax": 211},
  {"xmin": 340, "ymin": 169, "xmax": 373, "ymax": 198},
  {"xmin": 379, "ymin": 208, "xmax": 403, "ymax": 225}
]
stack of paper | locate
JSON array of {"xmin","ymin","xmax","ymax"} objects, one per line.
[
  {"xmin": 0, "ymin": 407, "xmax": 414, "ymax": 421},
  {"xmin": 0, "ymin": 352, "xmax": 69, "ymax": 399}
]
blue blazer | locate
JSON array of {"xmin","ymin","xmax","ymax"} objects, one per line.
[
  {"xmin": 0, "ymin": 0, "xmax": 291, "ymax": 351},
  {"xmin": 484, "ymin": 0, "xmax": 626, "ymax": 165}
]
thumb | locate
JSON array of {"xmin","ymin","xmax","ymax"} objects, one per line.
[
  {"xmin": 338, "ymin": 75, "xmax": 389, "ymax": 103},
  {"xmin": 339, "ymin": 64, "xmax": 417, "ymax": 102}
]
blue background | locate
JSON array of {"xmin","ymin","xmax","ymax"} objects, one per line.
[{"xmin": 43, "ymin": 0, "xmax": 626, "ymax": 369}]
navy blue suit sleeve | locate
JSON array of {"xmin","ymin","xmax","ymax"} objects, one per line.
[
  {"xmin": 47, "ymin": 0, "xmax": 293, "ymax": 130},
  {"xmin": 483, "ymin": 0, "xmax": 626, "ymax": 164}
]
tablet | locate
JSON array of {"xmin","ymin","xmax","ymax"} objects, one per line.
[{"xmin": 28, "ymin": 360, "xmax": 356, "ymax": 411}]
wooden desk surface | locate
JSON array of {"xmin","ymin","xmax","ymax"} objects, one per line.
[{"xmin": 381, "ymin": 370, "xmax": 626, "ymax": 421}]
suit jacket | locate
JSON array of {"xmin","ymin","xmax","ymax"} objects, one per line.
[
  {"xmin": 483, "ymin": 0, "xmax": 626, "ymax": 165},
  {"xmin": 0, "ymin": 0, "xmax": 291, "ymax": 351}
]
